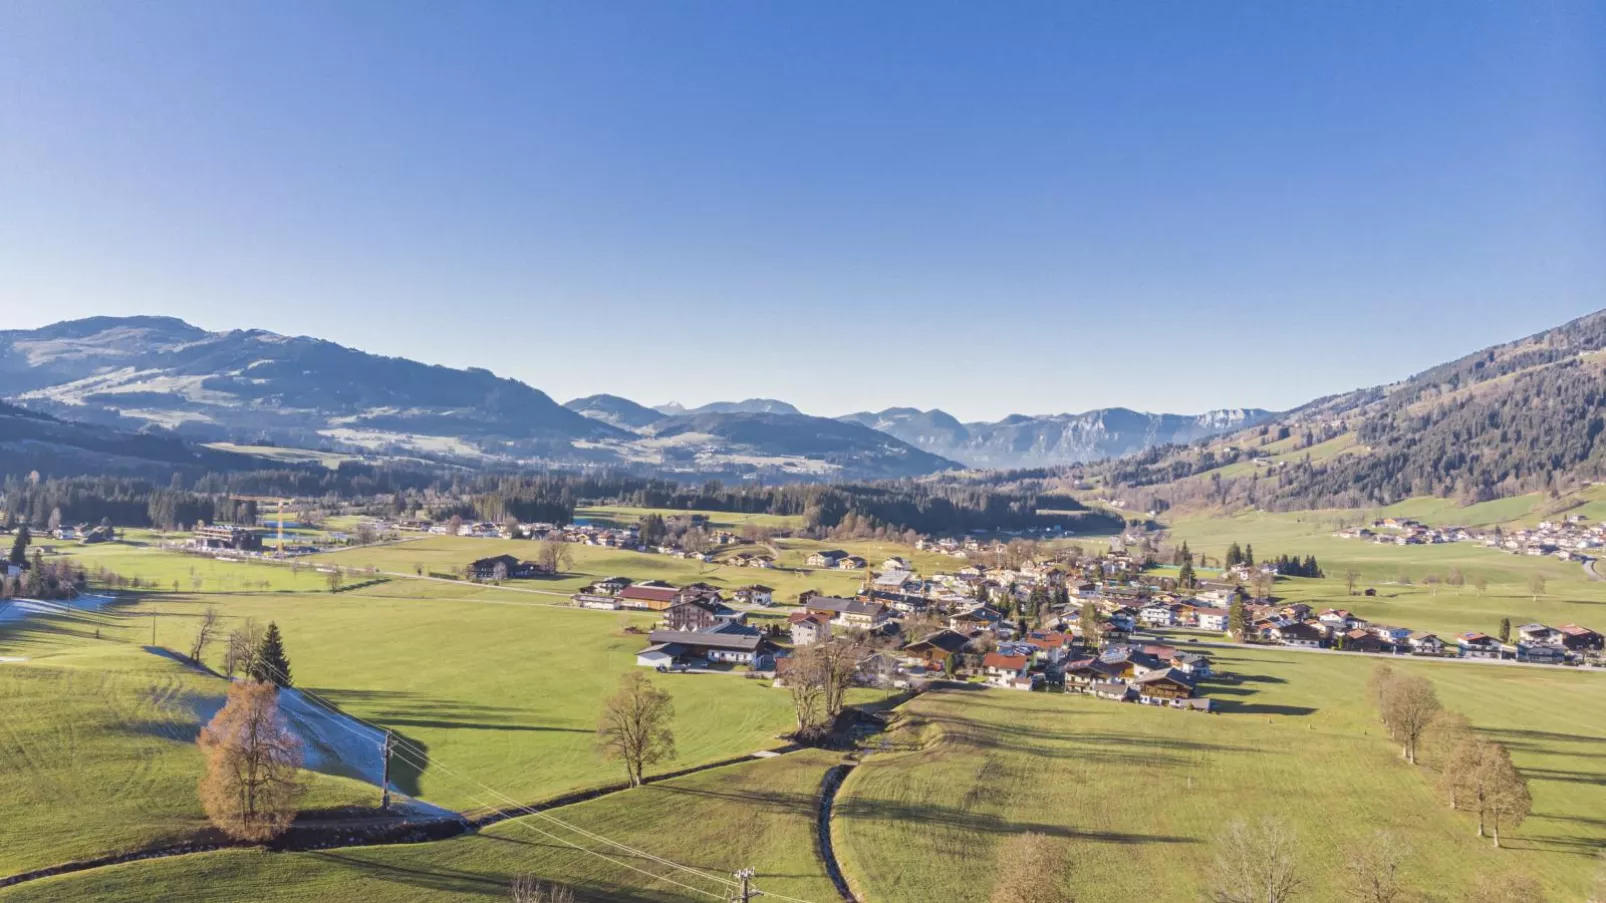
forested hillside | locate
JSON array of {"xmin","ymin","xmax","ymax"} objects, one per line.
[{"xmin": 1090, "ymin": 309, "xmax": 1606, "ymax": 511}]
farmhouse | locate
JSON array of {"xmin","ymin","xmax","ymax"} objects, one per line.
[
  {"xmin": 638, "ymin": 627, "xmax": 776, "ymax": 669},
  {"xmin": 1407, "ymin": 632, "xmax": 1446, "ymax": 656},
  {"xmin": 1195, "ymin": 607, "xmax": 1230, "ymax": 632},
  {"xmin": 1270, "ymin": 622, "xmax": 1326, "ymax": 648},
  {"xmin": 806, "ymin": 550, "xmax": 849, "ymax": 568},
  {"xmin": 732, "ymin": 584, "xmax": 774, "ymax": 606},
  {"xmin": 663, "ymin": 599, "xmax": 742, "ymax": 632},
  {"xmin": 468, "ymin": 555, "xmax": 544, "ymax": 581},
  {"xmin": 900, "ymin": 630, "xmax": 971, "ymax": 669},
  {"xmin": 805, "ymin": 596, "xmax": 892, "ymax": 630},
  {"xmin": 982, "ymin": 652, "xmax": 1030, "ymax": 683},
  {"xmin": 1457, "ymin": 632, "xmax": 1504, "ymax": 659},
  {"xmin": 788, "ymin": 611, "xmax": 832, "ymax": 646},
  {"xmin": 836, "ymin": 555, "xmax": 868, "ymax": 570},
  {"xmin": 619, "ymin": 585, "xmax": 681, "ymax": 611},
  {"xmin": 1131, "ymin": 668, "xmax": 1198, "ymax": 705},
  {"xmin": 1558, "ymin": 624, "xmax": 1604, "ymax": 652}
]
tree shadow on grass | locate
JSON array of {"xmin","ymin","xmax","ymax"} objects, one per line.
[
  {"xmin": 833, "ymin": 797, "xmax": 1199, "ymax": 845},
  {"xmin": 1210, "ymin": 700, "xmax": 1317, "ymax": 717}
]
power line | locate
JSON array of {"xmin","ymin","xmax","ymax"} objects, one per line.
[{"xmin": 239, "ymin": 663, "xmax": 767, "ymax": 899}]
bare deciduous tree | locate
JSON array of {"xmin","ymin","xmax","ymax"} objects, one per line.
[
  {"xmin": 1484, "ymin": 746, "xmax": 1532, "ymax": 849},
  {"xmin": 596, "ymin": 672, "xmax": 675, "ymax": 787},
  {"xmin": 1445, "ymin": 737, "xmax": 1529, "ymax": 845},
  {"xmin": 1527, "ymin": 573, "xmax": 1546, "ymax": 601},
  {"xmin": 510, "ymin": 875, "xmax": 575, "ymax": 903},
  {"xmin": 1340, "ymin": 830, "xmax": 1408, "ymax": 903},
  {"xmin": 536, "ymin": 537, "xmax": 574, "ymax": 574},
  {"xmin": 223, "ymin": 618, "xmax": 264, "ymax": 678},
  {"xmin": 197, "ymin": 680, "xmax": 304, "ymax": 841},
  {"xmin": 1367, "ymin": 663, "xmax": 1396, "ymax": 734},
  {"xmin": 188, "ymin": 606, "xmax": 220, "ymax": 664},
  {"xmin": 1207, "ymin": 817, "xmax": 1303, "ymax": 903},
  {"xmin": 785, "ymin": 638, "xmax": 868, "ymax": 741},
  {"xmin": 1382, "ymin": 674, "xmax": 1441, "ymax": 764},
  {"xmin": 988, "ymin": 832, "xmax": 1071, "ymax": 903}
]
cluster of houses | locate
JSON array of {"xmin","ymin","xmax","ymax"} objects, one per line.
[
  {"xmin": 594, "ymin": 552, "xmax": 1223, "ymax": 713},
  {"xmin": 1336, "ymin": 514, "xmax": 1606, "ymax": 561},
  {"xmin": 1222, "ymin": 600, "xmax": 1604, "ymax": 665}
]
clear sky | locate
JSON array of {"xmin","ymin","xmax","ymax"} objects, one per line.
[{"xmin": 2, "ymin": 2, "xmax": 1602, "ymax": 422}]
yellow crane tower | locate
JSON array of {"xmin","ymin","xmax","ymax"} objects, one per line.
[{"xmin": 232, "ymin": 496, "xmax": 292, "ymax": 558}]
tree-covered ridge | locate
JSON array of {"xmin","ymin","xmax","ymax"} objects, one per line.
[{"xmin": 1089, "ymin": 308, "xmax": 1606, "ymax": 510}]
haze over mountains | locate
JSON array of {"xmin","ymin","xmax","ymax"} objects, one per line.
[
  {"xmin": 1090, "ymin": 308, "xmax": 1606, "ymax": 512},
  {"xmin": 15, "ymin": 310, "xmax": 1603, "ymax": 502},
  {"xmin": 0, "ymin": 316, "xmax": 1266, "ymax": 479}
]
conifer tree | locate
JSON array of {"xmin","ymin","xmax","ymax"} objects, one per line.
[
  {"xmin": 8, "ymin": 526, "xmax": 29, "ymax": 566},
  {"xmin": 248, "ymin": 622, "xmax": 293, "ymax": 687}
]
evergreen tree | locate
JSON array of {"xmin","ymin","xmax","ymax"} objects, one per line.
[
  {"xmin": 1244, "ymin": 544, "xmax": 1254, "ymax": 566},
  {"xmin": 248, "ymin": 622, "xmax": 293, "ymax": 687},
  {"xmin": 1225, "ymin": 542, "xmax": 1243, "ymax": 568},
  {"xmin": 8, "ymin": 526, "xmax": 29, "ymax": 566},
  {"xmin": 1497, "ymin": 617, "xmax": 1511, "ymax": 644},
  {"xmin": 1177, "ymin": 542, "xmax": 1197, "ymax": 589},
  {"xmin": 1228, "ymin": 598, "xmax": 1249, "ymax": 640}
]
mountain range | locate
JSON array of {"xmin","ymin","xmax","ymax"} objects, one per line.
[
  {"xmin": 0, "ymin": 316, "xmax": 1269, "ymax": 480},
  {"xmin": 1086, "ymin": 308, "xmax": 1606, "ymax": 513},
  {"xmin": 6, "ymin": 312, "xmax": 1605, "ymax": 502}
]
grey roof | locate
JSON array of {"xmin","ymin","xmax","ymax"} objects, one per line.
[
  {"xmin": 647, "ymin": 629, "xmax": 767, "ymax": 652},
  {"xmin": 806, "ymin": 596, "xmax": 888, "ymax": 617}
]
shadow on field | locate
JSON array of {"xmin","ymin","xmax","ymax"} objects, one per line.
[
  {"xmin": 303, "ymin": 850, "xmax": 510, "ymax": 897},
  {"xmin": 312, "ymin": 687, "xmax": 586, "ymax": 734},
  {"xmin": 834, "ymin": 797, "xmax": 1198, "ymax": 845},
  {"xmin": 448, "ymin": 837, "xmax": 742, "ymax": 901},
  {"xmin": 1210, "ymin": 701, "xmax": 1317, "ymax": 717}
]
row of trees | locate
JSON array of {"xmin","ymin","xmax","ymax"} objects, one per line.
[
  {"xmin": 985, "ymin": 816, "xmax": 1570, "ymax": 903},
  {"xmin": 1369, "ymin": 665, "xmax": 1531, "ymax": 847}
]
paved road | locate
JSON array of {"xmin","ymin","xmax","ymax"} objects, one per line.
[
  {"xmin": 1584, "ymin": 556, "xmax": 1602, "ymax": 582},
  {"xmin": 1156, "ymin": 633, "xmax": 1604, "ymax": 674}
]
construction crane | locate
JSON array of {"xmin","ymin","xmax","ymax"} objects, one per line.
[{"xmin": 231, "ymin": 496, "xmax": 292, "ymax": 558}]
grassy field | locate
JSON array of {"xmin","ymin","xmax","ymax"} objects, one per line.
[
  {"xmin": 1166, "ymin": 509, "xmax": 1606, "ymax": 638},
  {"xmin": 310, "ymin": 534, "xmax": 872, "ymax": 603},
  {"xmin": 2, "ymin": 585, "xmax": 803, "ymax": 814},
  {"xmin": 833, "ymin": 646, "xmax": 1606, "ymax": 902},
  {"xmin": 48, "ymin": 540, "xmax": 336, "ymax": 594},
  {"xmin": 0, "ymin": 637, "xmax": 375, "ymax": 876},
  {"xmin": 0, "ymin": 749, "xmax": 846, "ymax": 903}
]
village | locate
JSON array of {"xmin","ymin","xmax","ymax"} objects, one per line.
[{"xmin": 1336, "ymin": 513, "xmax": 1606, "ymax": 561}]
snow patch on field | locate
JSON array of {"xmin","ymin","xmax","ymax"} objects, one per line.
[
  {"xmin": 0, "ymin": 593, "xmax": 115, "ymax": 627},
  {"xmin": 172, "ymin": 674, "xmax": 452, "ymax": 817}
]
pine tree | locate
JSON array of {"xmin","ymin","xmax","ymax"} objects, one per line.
[
  {"xmin": 1225, "ymin": 542, "xmax": 1243, "ymax": 568},
  {"xmin": 1498, "ymin": 617, "xmax": 1511, "ymax": 644},
  {"xmin": 1244, "ymin": 544, "xmax": 1254, "ymax": 566},
  {"xmin": 248, "ymin": 622, "xmax": 293, "ymax": 687},
  {"xmin": 1228, "ymin": 598, "xmax": 1249, "ymax": 640},
  {"xmin": 8, "ymin": 526, "xmax": 29, "ymax": 566}
]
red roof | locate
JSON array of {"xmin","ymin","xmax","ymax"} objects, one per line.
[
  {"xmin": 983, "ymin": 652, "xmax": 1029, "ymax": 671},
  {"xmin": 620, "ymin": 586, "xmax": 678, "ymax": 603}
]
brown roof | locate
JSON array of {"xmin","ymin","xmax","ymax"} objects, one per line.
[
  {"xmin": 983, "ymin": 652, "xmax": 1029, "ymax": 671},
  {"xmin": 620, "ymin": 586, "xmax": 679, "ymax": 603}
]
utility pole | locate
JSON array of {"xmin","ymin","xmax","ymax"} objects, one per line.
[
  {"xmin": 731, "ymin": 868, "xmax": 755, "ymax": 903},
  {"xmin": 379, "ymin": 730, "xmax": 394, "ymax": 811}
]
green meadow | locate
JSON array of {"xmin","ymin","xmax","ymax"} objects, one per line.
[
  {"xmin": 1166, "ymin": 509, "xmax": 1606, "ymax": 638},
  {"xmin": 833, "ymin": 646, "xmax": 1606, "ymax": 903},
  {"xmin": 0, "ymin": 636, "xmax": 373, "ymax": 876},
  {"xmin": 0, "ymin": 749, "xmax": 844, "ymax": 903}
]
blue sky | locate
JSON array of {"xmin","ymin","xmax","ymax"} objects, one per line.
[{"xmin": 2, "ymin": 2, "xmax": 1602, "ymax": 422}]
